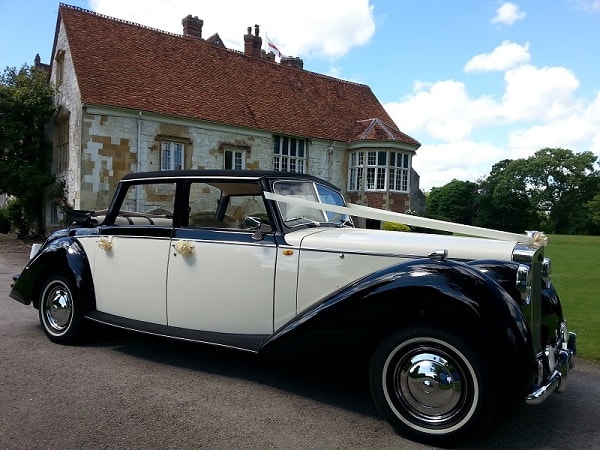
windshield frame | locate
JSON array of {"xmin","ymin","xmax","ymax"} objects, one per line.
[{"xmin": 271, "ymin": 180, "xmax": 352, "ymax": 228}]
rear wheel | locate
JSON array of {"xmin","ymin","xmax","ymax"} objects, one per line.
[
  {"xmin": 39, "ymin": 277, "xmax": 84, "ymax": 344},
  {"xmin": 369, "ymin": 327, "xmax": 495, "ymax": 446}
]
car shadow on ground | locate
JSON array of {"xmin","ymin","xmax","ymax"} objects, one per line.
[
  {"xmin": 86, "ymin": 323, "xmax": 378, "ymax": 417},
  {"xmin": 80, "ymin": 323, "xmax": 590, "ymax": 449}
]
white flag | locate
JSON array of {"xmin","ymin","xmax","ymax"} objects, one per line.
[{"xmin": 266, "ymin": 35, "xmax": 283, "ymax": 58}]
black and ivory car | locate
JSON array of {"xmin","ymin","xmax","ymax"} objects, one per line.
[{"xmin": 10, "ymin": 170, "xmax": 576, "ymax": 445}]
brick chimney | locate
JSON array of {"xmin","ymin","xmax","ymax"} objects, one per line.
[
  {"xmin": 182, "ymin": 15, "xmax": 203, "ymax": 38},
  {"xmin": 244, "ymin": 24, "xmax": 262, "ymax": 58},
  {"xmin": 280, "ymin": 56, "xmax": 304, "ymax": 70}
]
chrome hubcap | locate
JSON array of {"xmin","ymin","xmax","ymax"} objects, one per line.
[
  {"xmin": 44, "ymin": 284, "xmax": 72, "ymax": 332},
  {"xmin": 387, "ymin": 345, "xmax": 470, "ymax": 426},
  {"xmin": 398, "ymin": 352, "xmax": 461, "ymax": 417}
]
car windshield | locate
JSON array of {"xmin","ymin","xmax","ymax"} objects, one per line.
[{"xmin": 272, "ymin": 180, "xmax": 351, "ymax": 227}]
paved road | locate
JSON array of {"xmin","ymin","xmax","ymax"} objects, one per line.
[{"xmin": 1, "ymin": 241, "xmax": 599, "ymax": 449}]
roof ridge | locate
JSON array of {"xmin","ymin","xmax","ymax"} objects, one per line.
[
  {"xmin": 58, "ymin": 3, "xmax": 420, "ymax": 145},
  {"xmin": 58, "ymin": 3, "xmax": 370, "ymax": 89},
  {"xmin": 59, "ymin": 3, "xmax": 182, "ymax": 39}
]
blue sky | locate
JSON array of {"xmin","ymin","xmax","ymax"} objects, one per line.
[{"xmin": 1, "ymin": 0, "xmax": 599, "ymax": 190}]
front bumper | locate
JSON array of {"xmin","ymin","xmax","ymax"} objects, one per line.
[{"xmin": 526, "ymin": 330, "xmax": 577, "ymax": 405}]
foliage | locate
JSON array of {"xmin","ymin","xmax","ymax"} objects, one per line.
[
  {"xmin": 473, "ymin": 159, "xmax": 539, "ymax": 233},
  {"xmin": 521, "ymin": 148, "xmax": 599, "ymax": 234},
  {"xmin": 0, "ymin": 206, "xmax": 10, "ymax": 233},
  {"xmin": 426, "ymin": 179, "xmax": 478, "ymax": 225},
  {"xmin": 587, "ymin": 193, "xmax": 600, "ymax": 225},
  {"xmin": 4, "ymin": 197, "xmax": 29, "ymax": 236},
  {"xmin": 382, "ymin": 221, "xmax": 411, "ymax": 232},
  {"xmin": 0, "ymin": 65, "xmax": 56, "ymax": 236},
  {"xmin": 49, "ymin": 178, "xmax": 73, "ymax": 226},
  {"xmin": 429, "ymin": 148, "xmax": 600, "ymax": 235}
]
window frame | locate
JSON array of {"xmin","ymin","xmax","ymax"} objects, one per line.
[
  {"xmin": 348, "ymin": 150, "xmax": 411, "ymax": 193},
  {"xmin": 54, "ymin": 113, "xmax": 69, "ymax": 173},
  {"xmin": 224, "ymin": 149, "xmax": 247, "ymax": 170},
  {"xmin": 273, "ymin": 135, "xmax": 306, "ymax": 173},
  {"xmin": 160, "ymin": 140, "xmax": 185, "ymax": 171}
]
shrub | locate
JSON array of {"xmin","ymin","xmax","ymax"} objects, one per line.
[
  {"xmin": 5, "ymin": 198, "xmax": 30, "ymax": 238},
  {"xmin": 382, "ymin": 221, "xmax": 411, "ymax": 232},
  {"xmin": 0, "ymin": 207, "xmax": 10, "ymax": 234}
]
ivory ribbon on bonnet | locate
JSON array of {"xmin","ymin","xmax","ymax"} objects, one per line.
[{"xmin": 263, "ymin": 192, "xmax": 547, "ymax": 248}]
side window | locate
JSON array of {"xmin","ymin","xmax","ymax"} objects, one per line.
[
  {"xmin": 224, "ymin": 195, "xmax": 269, "ymax": 228},
  {"xmin": 187, "ymin": 183, "xmax": 224, "ymax": 228},
  {"xmin": 111, "ymin": 182, "xmax": 175, "ymax": 226},
  {"xmin": 185, "ymin": 182, "xmax": 269, "ymax": 230}
]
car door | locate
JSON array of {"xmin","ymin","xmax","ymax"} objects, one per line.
[
  {"xmin": 166, "ymin": 182, "xmax": 277, "ymax": 334},
  {"xmin": 82, "ymin": 181, "xmax": 176, "ymax": 324}
]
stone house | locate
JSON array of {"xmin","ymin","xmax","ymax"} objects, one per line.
[{"xmin": 45, "ymin": 4, "xmax": 422, "ymax": 227}]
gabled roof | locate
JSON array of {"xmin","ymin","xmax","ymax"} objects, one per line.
[{"xmin": 56, "ymin": 4, "xmax": 420, "ymax": 147}]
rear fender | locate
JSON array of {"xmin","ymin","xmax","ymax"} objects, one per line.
[{"xmin": 10, "ymin": 236, "xmax": 95, "ymax": 312}]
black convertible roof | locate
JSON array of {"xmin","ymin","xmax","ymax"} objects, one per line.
[{"xmin": 120, "ymin": 170, "xmax": 341, "ymax": 190}]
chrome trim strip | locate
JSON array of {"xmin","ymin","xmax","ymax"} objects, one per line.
[{"xmin": 85, "ymin": 312, "xmax": 264, "ymax": 354}]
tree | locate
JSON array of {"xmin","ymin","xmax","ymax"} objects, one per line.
[
  {"xmin": 520, "ymin": 148, "xmax": 599, "ymax": 234},
  {"xmin": 588, "ymin": 193, "xmax": 600, "ymax": 226},
  {"xmin": 473, "ymin": 159, "xmax": 539, "ymax": 233},
  {"xmin": 0, "ymin": 65, "xmax": 56, "ymax": 236},
  {"xmin": 471, "ymin": 149, "xmax": 599, "ymax": 234},
  {"xmin": 426, "ymin": 179, "xmax": 478, "ymax": 225}
]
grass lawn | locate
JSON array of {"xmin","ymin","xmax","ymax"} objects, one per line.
[{"xmin": 544, "ymin": 234, "xmax": 600, "ymax": 362}]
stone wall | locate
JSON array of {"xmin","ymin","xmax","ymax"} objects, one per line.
[{"xmin": 76, "ymin": 110, "xmax": 345, "ymax": 211}]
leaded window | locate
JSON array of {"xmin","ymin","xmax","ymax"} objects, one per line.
[
  {"xmin": 273, "ymin": 135, "xmax": 306, "ymax": 173},
  {"xmin": 160, "ymin": 141, "xmax": 184, "ymax": 171},
  {"xmin": 348, "ymin": 150, "xmax": 410, "ymax": 192}
]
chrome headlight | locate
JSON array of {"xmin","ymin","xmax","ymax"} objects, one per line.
[
  {"xmin": 516, "ymin": 264, "xmax": 532, "ymax": 305},
  {"xmin": 542, "ymin": 257, "xmax": 552, "ymax": 288}
]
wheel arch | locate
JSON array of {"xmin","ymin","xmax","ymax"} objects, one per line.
[
  {"xmin": 261, "ymin": 259, "xmax": 533, "ymax": 378},
  {"xmin": 14, "ymin": 237, "xmax": 96, "ymax": 313}
]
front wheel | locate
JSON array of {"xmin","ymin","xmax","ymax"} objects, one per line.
[
  {"xmin": 39, "ymin": 277, "xmax": 84, "ymax": 344},
  {"xmin": 369, "ymin": 327, "xmax": 495, "ymax": 446}
]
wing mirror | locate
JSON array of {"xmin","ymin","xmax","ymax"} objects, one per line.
[{"xmin": 244, "ymin": 216, "xmax": 272, "ymax": 241}]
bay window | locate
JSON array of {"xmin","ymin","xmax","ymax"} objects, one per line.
[{"xmin": 348, "ymin": 150, "xmax": 410, "ymax": 192}]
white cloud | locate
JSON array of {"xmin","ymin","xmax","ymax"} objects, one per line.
[
  {"xmin": 465, "ymin": 41, "xmax": 530, "ymax": 72},
  {"xmin": 491, "ymin": 2, "xmax": 526, "ymax": 25},
  {"xmin": 501, "ymin": 65, "xmax": 581, "ymax": 122},
  {"xmin": 386, "ymin": 80, "xmax": 499, "ymax": 142},
  {"xmin": 410, "ymin": 141, "xmax": 506, "ymax": 190},
  {"xmin": 385, "ymin": 64, "xmax": 598, "ymax": 190},
  {"xmin": 573, "ymin": 0, "xmax": 600, "ymax": 12},
  {"xmin": 89, "ymin": 0, "xmax": 375, "ymax": 58}
]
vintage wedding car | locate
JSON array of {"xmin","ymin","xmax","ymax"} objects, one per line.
[{"xmin": 10, "ymin": 170, "xmax": 576, "ymax": 445}]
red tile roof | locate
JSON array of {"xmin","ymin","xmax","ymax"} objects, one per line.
[{"xmin": 57, "ymin": 4, "xmax": 420, "ymax": 147}]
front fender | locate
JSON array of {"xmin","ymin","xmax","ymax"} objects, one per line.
[
  {"xmin": 10, "ymin": 236, "xmax": 95, "ymax": 313},
  {"xmin": 261, "ymin": 258, "xmax": 533, "ymax": 380}
]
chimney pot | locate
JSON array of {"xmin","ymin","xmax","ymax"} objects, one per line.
[
  {"xmin": 244, "ymin": 24, "xmax": 262, "ymax": 58},
  {"xmin": 182, "ymin": 15, "xmax": 203, "ymax": 38},
  {"xmin": 280, "ymin": 56, "xmax": 304, "ymax": 70}
]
